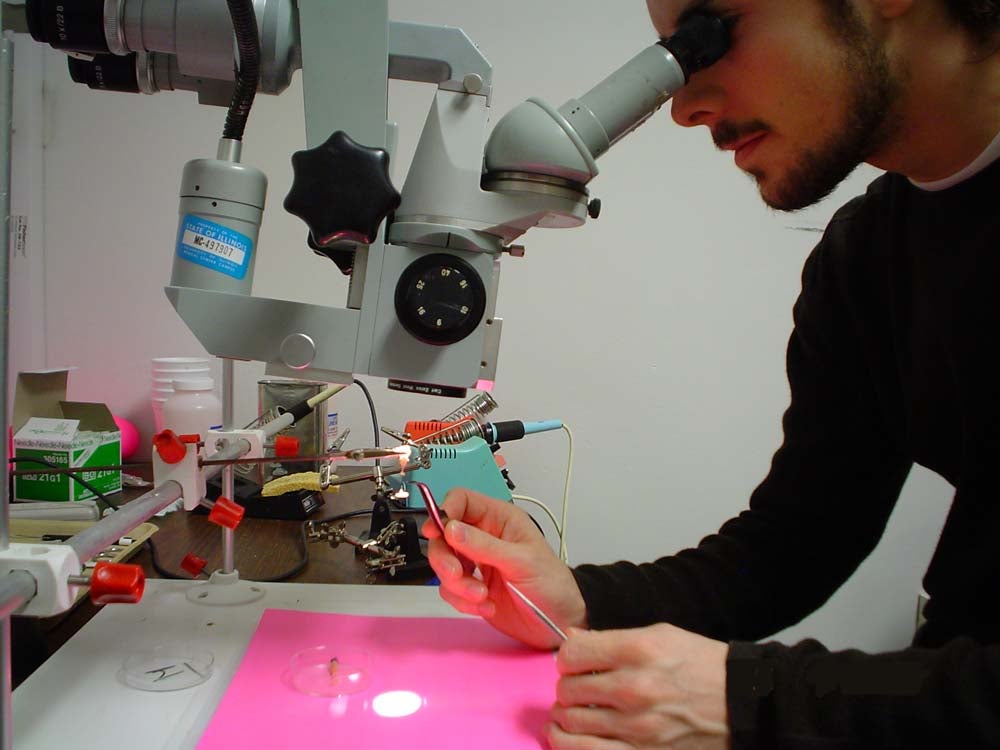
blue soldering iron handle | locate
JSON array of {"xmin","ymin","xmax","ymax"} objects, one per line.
[{"xmin": 522, "ymin": 420, "xmax": 563, "ymax": 435}]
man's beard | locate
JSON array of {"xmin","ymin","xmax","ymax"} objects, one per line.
[{"xmin": 717, "ymin": 32, "xmax": 902, "ymax": 211}]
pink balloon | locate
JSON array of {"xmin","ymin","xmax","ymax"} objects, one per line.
[{"xmin": 113, "ymin": 415, "xmax": 140, "ymax": 460}]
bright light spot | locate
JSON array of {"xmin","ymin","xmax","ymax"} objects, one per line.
[
  {"xmin": 393, "ymin": 488, "xmax": 410, "ymax": 501},
  {"xmin": 372, "ymin": 690, "xmax": 423, "ymax": 718},
  {"xmin": 393, "ymin": 445, "xmax": 411, "ymax": 473}
]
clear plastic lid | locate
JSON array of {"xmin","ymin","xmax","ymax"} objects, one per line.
[{"xmin": 118, "ymin": 644, "xmax": 214, "ymax": 692}]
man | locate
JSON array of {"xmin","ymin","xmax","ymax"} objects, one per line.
[{"xmin": 424, "ymin": 1, "xmax": 1000, "ymax": 748}]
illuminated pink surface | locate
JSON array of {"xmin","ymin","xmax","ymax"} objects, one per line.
[{"xmin": 197, "ymin": 609, "xmax": 557, "ymax": 749}]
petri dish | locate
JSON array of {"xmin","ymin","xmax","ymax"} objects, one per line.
[
  {"xmin": 119, "ymin": 644, "xmax": 214, "ymax": 692},
  {"xmin": 284, "ymin": 645, "xmax": 371, "ymax": 697}
]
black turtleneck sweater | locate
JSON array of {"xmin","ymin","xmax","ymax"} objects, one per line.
[{"xmin": 572, "ymin": 157, "xmax": 1000, "ymax": 748}]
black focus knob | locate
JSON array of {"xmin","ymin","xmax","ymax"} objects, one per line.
[
  {"xmin": 394, "ymin": 254, "xmax": 487, "ymax": 346},
  {"xmin": 283, "ymin": 130, "xmax": 401, "ymax": 248}
]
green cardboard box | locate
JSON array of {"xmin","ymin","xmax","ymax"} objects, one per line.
[{"xmin": 12, "ymin": 369, "xmax": 122, "ymax": 502}]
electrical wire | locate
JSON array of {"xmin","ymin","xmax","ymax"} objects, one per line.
[
  {"xmin": 509, "ymin": 422, "xmax": 574, "ymax": 563},
  {"xmin": 513, "ymin": 493, "xmax": 562, "ymax": 546},
  {"xmin": 222, "ymin": 0, "xmax": 260, "ymax": 141},
  {"xmin": 558, "ymin": 423, "xmax": 574, "ymax": 562},
  {"xmin": 352, "ymin": 378, "xmax": 380, "ymax": 448}
]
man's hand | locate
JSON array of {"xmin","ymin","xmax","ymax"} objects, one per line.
[
  {"xmin": 422, "ymin": 487, "xmax": 587, "ymax": 650},
  {"xmin": 548, "ymin": 623, "xmax": 730, "ymax": 750}
]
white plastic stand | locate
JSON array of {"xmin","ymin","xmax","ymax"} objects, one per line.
[{"xmin": 184, "ymin": 569, "xmax": 265, "ymax": 605}]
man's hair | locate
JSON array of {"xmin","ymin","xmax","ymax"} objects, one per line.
[
  {"xmin": 944, "ymin": 0, "xmax": 1000, "ymax": 43},
  {"xmin": 822, "ymin": 0, "xmax": 1000, "ymax": 46}
]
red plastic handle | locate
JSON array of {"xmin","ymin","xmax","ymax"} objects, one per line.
[
  {"xmin": 180, "ymin": 553, "xmax": 208, "ymax": 578},
  {"xmin": 89, "ymin": 562, "xmax": 145, "ymax": 605},
  {"xmin": 274, "ymin": 435, "xmax": 300, "ymax": 458},
  {"xmin": 152, "ymin": 430, "xmax": 187, "ymax": 464},
  {"xmin": 208, "ymin": 496, "xmax": 245, "ymax": 529}
]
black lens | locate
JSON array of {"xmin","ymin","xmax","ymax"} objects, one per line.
[
  {"xmin": 67, "ymin": 54, "xmax": 140, "ymax": 93},
  {"xmin": 26, "ymin": 0, "xmax": 109, "ymax": 54}
]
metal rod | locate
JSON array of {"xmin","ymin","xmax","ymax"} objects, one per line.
[
  {"xmin": 67, "ymin": 481, "xmax": 183, "ymax": 563},
  {"xmin": 325, "ymin": 465, "xmax": 408, "ymax": 486},
  {"xmin": 1, "ymin": 617, "xmax": 10, "ymax": 749},
  {"xmin": 200, "ymin": 449, "xmax": 404, "ymax": 467},
  {"xmin": 222, "ymin": 465, "xmax": 235, "ymax": 572},
  {"xmin": 1, "ymin": 21, "xmax": 16, "ymax": 750},
  {"xmin": 222, "ymin": 358, "xmax": 234, "ymax": 429},
  {"xmin": 9, "ymin": 462, "xmax": 153, "ymax": 476},
  {"xmin": 0, "ymin": 571, "xmax": 34, "ymax": 621},
  {"xmin": 1, "ymin": 33, "xmax": 14, "ymax": 556},
  {"xmin": 202, "ymin": 438, "xmax": 252, "ymax": 483}
]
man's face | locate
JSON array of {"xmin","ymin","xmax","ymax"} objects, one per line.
[{"xmin": 649, "ymin": 0, "xmax": 902, "ymax": 211}]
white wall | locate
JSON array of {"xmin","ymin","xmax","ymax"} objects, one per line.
[{"xmin": 14, "ymin": 0, "xmax": 951, "ymax": 653}]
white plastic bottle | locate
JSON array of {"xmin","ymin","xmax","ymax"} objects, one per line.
[{"xmin": 163, "ymin": 377, "xmax": 224, "ymax": 446}]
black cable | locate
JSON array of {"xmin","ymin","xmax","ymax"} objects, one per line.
[
  {"xmin": 352, "ymin": 378, "xmax": 380, "ymax": 448},
  {"xmin": 222, "ymin": 0, "xmax": 260, "ymax": 141}
]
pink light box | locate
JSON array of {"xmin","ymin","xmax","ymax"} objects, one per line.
[{"xmin": 198, "ymin": 609, "xmax": 558, "ymax": 750}]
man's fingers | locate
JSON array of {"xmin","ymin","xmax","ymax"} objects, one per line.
[
  {"xmin": 550, "ymin": 704, "xmax": 623, "ymax": 738},
  {"xmin": 438, "ymin": 584, "xmax": 495, "ymax": 618},
  {"xmin": 557, "ymin": 630, "xmax": 624, "ymax": 675},
  {"xmin": 444, "ymin": 518, "xmax": 527, "ymax": 573},
  {"xmin": 545, "ymin": 720, "xmax": 633, "ymax": 750},
  {"xmin": 555, "ymin": 672, "xmax": 620, "ymax": 709}
]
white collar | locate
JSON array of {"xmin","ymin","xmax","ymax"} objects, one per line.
[{"xmin": 910, "ymin": 129, "xmax": 1000, "ymax": 192}]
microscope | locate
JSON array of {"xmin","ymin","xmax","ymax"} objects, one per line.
[{"xmin": 22, "ymin": 0, "xmax": 729, "ymax": 396}]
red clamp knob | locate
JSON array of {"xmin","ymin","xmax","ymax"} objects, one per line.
[
  {"xmin": 208, "ymin": 496, "xmax": 245, "ymax": 529},
  {"xmin": 274, "ymin": 435, "xmax": 300, "ymax": 458},
  {"xmin": 180, "ymin": 553, "xmax": 208, "ymax": 578},
  {"xmin": 178, "ymin": 434, "xmax": 202, "ymax": 444},
  {"xmin": 89, "ymin": 562, "xmax": 145, "ymax": 605},
  {"xmin": 153, "ymin": 430, "xmax": 187, "ymax": 464}
]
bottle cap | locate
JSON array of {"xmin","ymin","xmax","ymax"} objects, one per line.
[{"xmin": 173, "ymin": 377, "xmax": 215, "ymax": 391}]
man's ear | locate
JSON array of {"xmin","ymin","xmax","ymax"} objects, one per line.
[{"xmin": 870, "ymin": 0, "xmax": 915, "ymax": 20}]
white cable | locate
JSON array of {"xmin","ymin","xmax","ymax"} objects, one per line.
[
  {"xmin": 511, "ymin": 421, "xmax": 574, "ymax": 563},
  {"xmin": 513, "ymin": 493, "xmax": 563, "ymax": 554},
  {"xmin": 558, "ymin": 423, "xmax": 574, "ymax": 562}
]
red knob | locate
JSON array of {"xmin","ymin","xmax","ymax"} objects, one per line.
[
  {"xmin": 89, "ymin": 562, "xmax": 145, "ymax": 604},
  {"xmin": 274, "ymin": 435, "xmax": 300, "ymax": 458},
  {"xmin": 180, "ymin": 553, "xmax": 208, "ymax": 578},
  {"xmin": 178, "ymin": 433, "xmax": 202, "ymax": 444},
  {"xmin": 208, "ymin": 496, "xmax": 245, "ymax": 529},
  {"xmin": 153, "ymin": 430, "xmax": 187, "ymax": 464}
]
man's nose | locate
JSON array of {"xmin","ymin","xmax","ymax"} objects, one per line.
[{"xmin": 670, "ymin": 74, "xmax": 724, "ymax": 128}]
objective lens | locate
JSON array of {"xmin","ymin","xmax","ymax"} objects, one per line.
[
  {"xmin": 67, "ymin": 53, "xmax": 140, "ymax": 93},
  {"xmin": 26, "ymin": 0, "xmax": 110, "ymax": 54}
]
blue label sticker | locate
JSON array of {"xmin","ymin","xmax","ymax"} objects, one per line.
[{"xmin": 176, "ymin": 215, "xmax": 253, "ymax": 280}]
